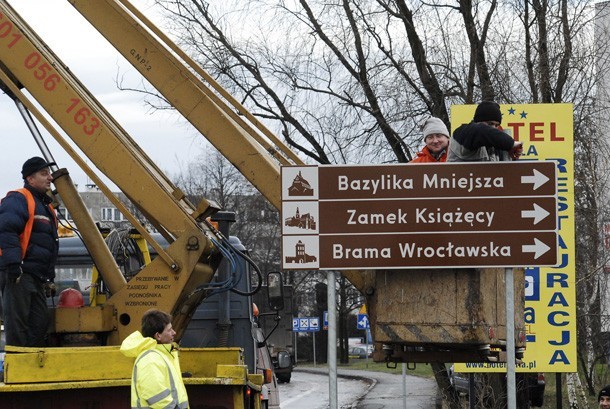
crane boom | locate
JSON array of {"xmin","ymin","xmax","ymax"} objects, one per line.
[
  {"xmin": 0, "ymin": 0, "xmax": 224, "ymax": 344},
  {"xmin": 0, "ymin": 1, "xmax": 203, "ymax": 238},
  {"xmin": 63, "ymin": 0, "xmax": 373, "ymax": 298},
  {"xmin": 67, "ymin": 0, "xmax": 305, "ymax": 210}
]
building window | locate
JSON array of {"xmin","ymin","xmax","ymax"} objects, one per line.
[{"xmin": 101, "ymin": 207, "xmax": 124, "ymax": 222}]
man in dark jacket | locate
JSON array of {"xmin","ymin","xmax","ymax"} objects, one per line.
[
  {"xmin": 600, "ymin": 385, "xmax": 610, "ymax": 409},
  {"xmin": 447, "ymin": 101, "xmax": 523, "ymax": 162},
  {"xmin": 0, "ymin": 157, "xmax": 58, "ymax": 347}
]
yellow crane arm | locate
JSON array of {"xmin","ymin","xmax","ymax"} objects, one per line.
[
  {"xmin": 65, "ymin": 0, "xmax": 371, "ymax": 293},
  {"xmin": 0, "ymin": 0, "xmax": 223, "ymax": 341},
  {"xmin": 0, "ymin": 0, "xmax": 202, "ymax": 238},
  {"xmin": 68, "ymin": 0, "xmax": 305, "ymax": 210}
]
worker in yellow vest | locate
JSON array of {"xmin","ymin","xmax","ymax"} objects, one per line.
[
  {"xmin": 0, "ymin": 157, "xmax": 58, "ymax": 347},
  {"xmin": 121, "ymin": 309, "xmax": 189, "ymax": 409}
]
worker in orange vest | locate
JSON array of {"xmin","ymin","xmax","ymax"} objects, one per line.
[
  {"xmin": 410, "ymin": 117, "xmax": 450, "ymax": 163},
  {"xmin": 0, "ymin": 157, "xmax": 58, "ymax": 347}
]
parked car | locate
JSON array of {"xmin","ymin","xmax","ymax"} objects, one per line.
[
  {"xmin": 348, "ymin": 346, "xmax": 369, "ymax": 359},
  {"xmin": 272, "ymin": 349, "xmax": 293, "ymax": 383},
  {"xmin": 448, "ymin": 365, "xmax": 473, "ymax": 394}
]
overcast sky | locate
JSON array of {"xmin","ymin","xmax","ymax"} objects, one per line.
[{"xmin": 1, "ymin": 0, "xmax": 208, "ymax": 195}]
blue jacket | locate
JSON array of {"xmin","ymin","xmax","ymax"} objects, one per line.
[{"xmin": 0, "ymin": 184, "xmax": 58, "ymax": 282}]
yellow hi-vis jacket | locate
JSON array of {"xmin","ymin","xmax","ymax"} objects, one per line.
[{"xmin": 121, "ymin": 331, "xmax": 189, "ymax": 409}]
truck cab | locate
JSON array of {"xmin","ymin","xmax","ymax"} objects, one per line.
[{"xmin": 253, "ymin": 283, "xmax": 294, "ymax": 383}]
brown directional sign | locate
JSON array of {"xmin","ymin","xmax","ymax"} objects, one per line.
[
  {"xmin": 318, "ymin": 162, "xmax": 556, "ymax": 199},
  {"xmin": 318, "ymin": 232, "xmax": 558, "ymax": 269},
  {"xmin": 318, "ymin": 197, "xmax": 557, "ymax": 234},
  {"xmin": 280, "ymin": 162, "xmax": 558, "ymax": 270}
]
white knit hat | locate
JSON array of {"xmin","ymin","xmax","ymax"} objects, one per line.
[{"xmin": 420, "ymin": 117, "xmax": 449, "ymax": 139}]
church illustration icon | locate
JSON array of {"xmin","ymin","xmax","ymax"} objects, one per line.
[{"xmin": 287, "ymin": 171, "xmax": 314, "ymax": 196}]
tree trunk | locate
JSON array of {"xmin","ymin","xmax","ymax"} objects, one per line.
[{"xmin": 431, "ymin": 363, "xmax": 460, "ymax": 409}]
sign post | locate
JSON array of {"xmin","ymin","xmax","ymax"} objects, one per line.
[
  {"xmin": 292, "ymin": 317, "xmax": 320, "ymax": 366},
  {"xmin": 506, "ymin": 267, "xmax": 516, "ymax": 409},
  {"xmin": 356, "ymin": 311, "xmax": 370, "ymax": 368},
  {"xmin": 327, "ymin": 272, "xmax": 337, "ymax": 409}
]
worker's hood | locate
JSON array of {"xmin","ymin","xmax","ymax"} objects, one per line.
[{"xmin": 120, "ymin": 330, "xmax": 157, "ymax": 358}]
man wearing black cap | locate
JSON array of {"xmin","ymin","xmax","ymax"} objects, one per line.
[
  {"xmin": 600, "ymin": 385, "xmax": 610, "ymax": 408},
  {"xmin": 0, "ymin": 156, "xmax": 58, "ymax": 347},
  {"xmin": 447, "ymin": 101, "xmax": 523, "ymax": 162}
]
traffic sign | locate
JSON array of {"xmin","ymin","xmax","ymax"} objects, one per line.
[
  {"xmin": 281, "ymin": 162, "xmax": 558, "ymax": 270},
  {"xmin": 357, "ymin": 314, "xmax": 370, "ymax": 330},
  {"xmin": 292, "ymin": 317, "xmax": 321, "ymax": 332}
]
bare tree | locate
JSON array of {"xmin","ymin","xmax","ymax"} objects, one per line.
[{"xmin": 146, "ymin": 0, "xmax": 610, "ymax": 403}]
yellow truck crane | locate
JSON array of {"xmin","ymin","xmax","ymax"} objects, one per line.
[
  {"xmin": 0, "ymin": 0, "xmax": 526, "ymax": 406},
  {"xmin": 0, "ymin": 2, "xmax": 276, "ymax": 408},
  {"xmin": 57, "ymin": 0, "xmax": 525, "ymax": 364}
]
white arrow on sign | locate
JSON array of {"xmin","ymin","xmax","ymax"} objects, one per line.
[
  {"xmin": 522, "ymin": 238, "xmax": 551, "ymax": 259},
  {"xmin": 358, "ymin": 315, "xmax": 369, "ymax": 329},
  {"xmin": 521, "ymin": 203, "xmax": 550, "ymax": 225},
  {"xmin": 521, "ymin": 169, "xmax": 550, "ymax": 190}
]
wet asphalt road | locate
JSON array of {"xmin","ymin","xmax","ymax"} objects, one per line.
[{"xmin": 278, "ymin": 367, "xmax": 438, "ymax": 408}]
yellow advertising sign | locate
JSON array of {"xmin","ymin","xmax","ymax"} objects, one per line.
[{"xmin": 452, "ymin": 103, "xmax": 575, "ymax": 373}]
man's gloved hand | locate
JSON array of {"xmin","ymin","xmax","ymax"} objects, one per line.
[
  {"xmin": 43, "ymin": 282, "xmax": 57, "ymax": 298},
  {"xmin": 6, "ymin": 264, "xmax": 23, "ymax": 283}
]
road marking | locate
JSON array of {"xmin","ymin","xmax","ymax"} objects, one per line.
[{"xmin": 279, "ymin": 387, "xmax": 315, "ymax": 407}]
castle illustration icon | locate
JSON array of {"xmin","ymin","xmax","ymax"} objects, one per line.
[{"xmin": 285, "ymin": 207, "xmax": 316, "ymax": 230}]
